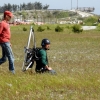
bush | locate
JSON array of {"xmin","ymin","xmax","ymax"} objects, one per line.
[
  {"xmin": 65, "ymin": 25, "xmax": 73, "ymax": 29},
  {"xmin": 83, "ymin": 16, "xmax": 98, "ymax": 26},
  {"xmin": 31, "ymin": 23, "xmax": 35, "ymax": 25},
  {"xmin": 96, "ymin": 23, "xmax": 100, "ymax": 31},
  {"xmin": 23, "ymin": 27, "xmax": 27, "ymax": 31},
  {"xmin": 47, "ymin": 26, "xmax": 51, "ymax": 30},
  {"xmin": 72, "ymin": 24, "xmax": 83, "ymax": 33},
  {"xmin": 37, "ymin": 26, "xmax": 45, "ymax": 32},
  {"xmin": 66, "ymin": 25, "xmax": 70, "ymax": 29},
  {"xmin": 55, "ymin": 25, "xmax": 63, "ymax": 32}
]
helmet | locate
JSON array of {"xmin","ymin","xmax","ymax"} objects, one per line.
[{"xmin": 41, "ymin": 39, "xmax": 50, "ymax": 46}]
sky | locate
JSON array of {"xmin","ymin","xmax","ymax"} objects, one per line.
[{"xmin": 0, "ymin": 0, "xmax": 99, "ymax": 15}]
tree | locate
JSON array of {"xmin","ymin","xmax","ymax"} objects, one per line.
[
  {"xmin": 43, "ymin": 4, "xmax": 49, "ymax": 10},
  {"xmin": 27, "ymin": 2, "xmax": 34, "ymax": 10},
  {"xmin": 0, "ymin": 2, "xmax": 49, "ymax": 12},
  {"xmin": 0, "ymin": 6, "xmax": 4, "ymax": 13},
  {"xmin": 21, "ymin": 3, "xmax": 27, "ymax": 10},
  {"xmin": 3, "ymin": 3, "xmax": 12, "ymax": 11},
  {"xmin": 7, "ymin": 3, "xmax": 12, "ymax": 11},
  {"xmin": 12, "ymin": 4, "xmax": 17, "ymax": 12},
  {"xmin": 34, "ymin": 2, "xmax": 42, "ymax": 10}
]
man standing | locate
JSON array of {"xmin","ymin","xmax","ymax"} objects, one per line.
[
  {"xmin": 0, "ymin": 11, "xmax": 15, "ymax": 74},
  {"xmin": 35, "ymin": 38, "xmax": 56, "ymax": 74}
]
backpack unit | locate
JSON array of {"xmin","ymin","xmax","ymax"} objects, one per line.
[
  {"xmin": 22, "ymin": 26, "xmax": 41, "ymax": 71},
  {"xmin": 24, "ymin": 47, "xmax": 41, "ymax": 70}
]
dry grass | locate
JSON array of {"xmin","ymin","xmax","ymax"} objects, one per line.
[{"xmin": 0, "ymin": 24, "xmax": 100, "ymax": 100}]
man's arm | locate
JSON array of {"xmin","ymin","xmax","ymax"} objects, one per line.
[
  {"xmin": 40, "ymin": 50, "xmax": 48, "ymax": 66},
  {"xmin": 0, "ymin": 22, "xmax": 3, "ymax": 34}
]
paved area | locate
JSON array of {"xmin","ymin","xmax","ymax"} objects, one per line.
[{"xmin": 82, "ymin": 26, "xmax": 96, "ymax": 30}]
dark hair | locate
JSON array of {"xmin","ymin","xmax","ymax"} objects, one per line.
[{"xmin": 4, "ymin": 14, "xmax": 6, "ymax": 18}]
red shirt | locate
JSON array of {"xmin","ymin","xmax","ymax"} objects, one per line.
[{"xmin": 0, "ymin": 21, "xmax": 11, "ymax": 43}]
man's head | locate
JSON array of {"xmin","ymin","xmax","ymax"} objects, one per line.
[
  {"xmin": 41, "ymin": 39, "xmax": 50, "ymax": 50},
  {"xmin": 4, "ymin": 11, "xmax": 13, "ymax": 21}
]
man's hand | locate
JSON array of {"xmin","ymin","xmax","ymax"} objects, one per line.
[
  {"xmin": 45, "ymin": 65, "xmax": 52, "ymax": 70},
  {"xmin": 48, "ymin": 67, "xmax": 52, "ymax": 70},
  {"xmin": 10, "ymin": 43, "xmax": 12, "ymax": 46}
]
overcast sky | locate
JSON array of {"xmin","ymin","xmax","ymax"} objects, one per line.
[{"xmin": 0, "ymin": 0, "xmax": 99, "ymax": 15}]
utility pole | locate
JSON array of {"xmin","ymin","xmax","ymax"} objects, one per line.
[
  {"xmin": 71, "ymin": 0, "xmax": 72, "ymax": 10},
  {"xmin": 77, "ymin": 0, "xmax": 78, "ymax": 9}
]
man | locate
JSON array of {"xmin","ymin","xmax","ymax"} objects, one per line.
[
  {"xmin": 35, "ymin": 38, "xmax": 56, "ymax": 74},
  {"xmin": 0, "ymin": 11, "xmax": 15, "ymax": 74}
]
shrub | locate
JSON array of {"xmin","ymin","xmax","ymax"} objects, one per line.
[
  {"xmin": 72, "ymin": 24, "xmax": 83, "ymax": 33},
  {"xmin": 55, "ymin": 25, "xmax": 63, "ymax": 32},
  {"xmin": 31, "ymin": 23, "xmax": 35, "ymax": 25},
  {"xmin": 47, "ymin": 26, "xmax": 51, "ymax": 30},
  {"xmin": 83, "ymin": 16, "xmax": 98, "ymax": 26},
  {"xmin": 23, "ymin": 27, "xmax": 27, "ymax": 31},
  {"xmin": 96, "ymin": 23, "xmax": 100, "ymax": 31},
  {"xmin": 37, "ymin": 26, "xmax": 45, "ymax": 32},
  {"xmin": 66, "ymin": 25, "xmax": 70, "ymax": 29},
  {"xmin": 66, "ymin": 25, "xmax": 73, "ymax": 29}
]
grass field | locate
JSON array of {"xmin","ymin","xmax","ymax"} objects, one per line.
[{"xmin": 0, "ymin": 24, "xmax": 100, "ymax": 100}]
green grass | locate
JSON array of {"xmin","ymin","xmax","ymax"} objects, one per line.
[{"xmin": 0, "ymin": 24, "xmax": 100, "ymax": 100}]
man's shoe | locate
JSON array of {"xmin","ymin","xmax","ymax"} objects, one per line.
[
  {"xmin": 49, "ymin": 70, "xmax": 56, "ymax": 75},
  {"xmin": 10, "ymin": 70, "xmax": 15, "ymax": 74}
]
